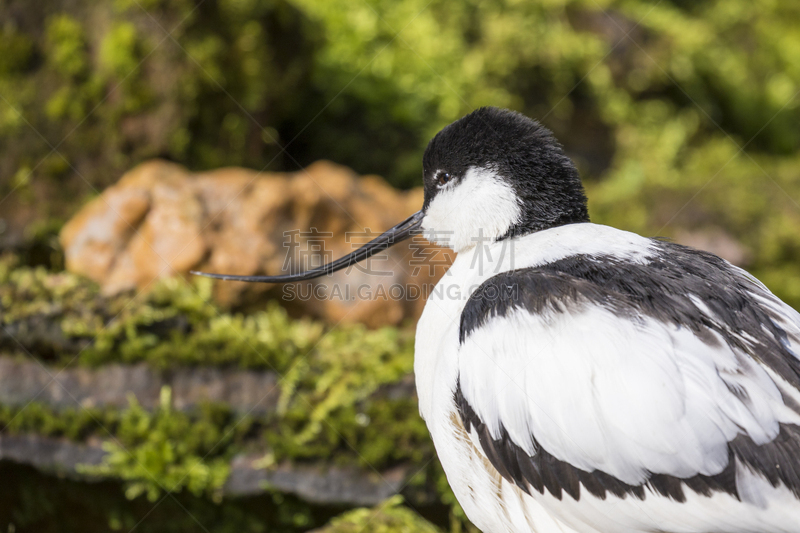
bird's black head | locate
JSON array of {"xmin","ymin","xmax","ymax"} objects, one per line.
[{"xmin": 420, "ymin": 107, "xmax": 589, "ymax": 251}]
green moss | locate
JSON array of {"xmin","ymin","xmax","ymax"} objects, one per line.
[
  {"xmin": 0, "ymin": 260, "xmax": 473, "ymax": 526},
  {"xmin": 0, "ymin": 384, "xmax": 436, "ymax": 505},
  {"xmin": 0, "ymin": 260, "xmax": 317, "ymax": 369},
  {"xmin": 0, "ymin": 260, "xmax": 436, "ymax": 497},
  {"xmin": 43, "ymin": 14, "xmax": 105, "ymax": 122},
  {"xmin": 0, "ymin": 393, "xmax": 250, "ymax": 501},
  {"xmin": 0, "ymin": 401, "xmax": 114, "ymax": 441},
  {"xmin": 78, "ymin": 292, "xmax": 327, "ymax": 371},
  {"xmin": 45, "ymin": 14, "xmax": 89, "ymax": 79},
  {"xmin": 0, "ymin": 261, "xmax": 419, "ymax": 463},
  {"xmin": 0, "ymin": 259, "xmax": 420, "ymax": 393},
  {"xmin": 99, "ymin": 22, "xmax": 141, "ymax": 79},
  {"xmin": 314, "ymin": 495, "xmax": 442, "ymax": 533},
  {"xmin": 79, "ymin": 388, "xmax": 235, "ymax": 502},
  {"xmin": 266, "ymin": 348, "xmax": 434, "ymax": 472}
]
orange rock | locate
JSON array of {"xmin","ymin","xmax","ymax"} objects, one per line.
[{"xmin": 60, "ymin": 159, "xmax": 453, "ymax": 327}]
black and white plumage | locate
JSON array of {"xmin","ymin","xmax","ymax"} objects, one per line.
[{"xmin": 194, "ymin": 107, "xmax": 800, "ymax": 532}]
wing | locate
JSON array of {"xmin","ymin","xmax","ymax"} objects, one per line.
[{"xmin": 456, "ymin": 242, "xmax": 800, "ymax": 504}]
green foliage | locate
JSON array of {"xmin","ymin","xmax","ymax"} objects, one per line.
[
  {"xmin": 282, "ymin": 0, "xmax": 800, "ymax": 308},
  {"xmin": 43, "ymin": 14, "xmax": 104, "ymax": 123},
  {"xmin": 0, "ymin": 255, "xmax": 89, "ymax": 322},
  {"xmin": 0, "ymin": 259, "xmax": 322, "ymax": 369},
  {"xmin": 79, "ymin": 388, "xmax": 234, "ymax": 502},
  {"xmin": 0, "ymin": 0, "xmax": 316, "ymax": 225},
  {"xmin": 0, "ymin": 260, "xmax": 435, "ymax": 502},
  {"xmin": 0, "ymin": 392, "xmax": 438, "ymax": 514},
  {"xmin": 0, "ymin": 263, "xmax": 449, "ymax": 530},
  {"xmin": 315, "ymin": 495, "xmax": 442, "ymax": 533},
  {"xmin": 75, "ymin": 285, "xmax": 324, "ymax": 371},
  {"xmin": 99, "ymin": 22, "xmax": 141, "ymax": 78},
  {"xmin": 45, "ymin": 15, "xmax": 89, "ymax": 79},
  {"xmin": 0, "ymin": 393, "xmax": 248, "ymax": 502},
  {"xmin": 0, "ymin": 401, "xmax": 114, "ymax": 441},
  {"xmin": 4, "ymin": 0, "xmax": 800, "ymax": 307},
  {"xmin": 268, "ymin": 325, "xmax": 428, "ymax": 466}
]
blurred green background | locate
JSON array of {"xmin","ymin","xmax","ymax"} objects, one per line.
[
  {"xmin": 3, "ymin": 0, "xmax": 800, "ymax": 306},
  {"xmin": 1, "ymin": 0, "xmax": 800, "ymax": 531}
]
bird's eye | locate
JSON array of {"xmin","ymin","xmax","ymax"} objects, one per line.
[{"xmin": 437, "ymin": 172, "xmax": 452, "ymax": 187}]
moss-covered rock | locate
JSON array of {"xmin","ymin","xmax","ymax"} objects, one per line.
[
  {"xmin": 0, "ymin": 257, "xmax": 446, "ymax": 515},
  {"xmin": 0, "ymin": 253, "xmax": 320, "ymax": 368}
]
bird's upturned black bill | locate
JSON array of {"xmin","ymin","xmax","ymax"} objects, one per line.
[{"xmin": 191, "ymin": 210, "xmax": 424, "ymax": 283}]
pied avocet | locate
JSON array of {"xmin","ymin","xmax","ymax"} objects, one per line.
[{"xmin": 195, "ymin": 107, "xmax": 800, "ymax": 533}]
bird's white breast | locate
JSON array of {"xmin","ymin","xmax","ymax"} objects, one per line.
[{"xmin": 414, "ymin": 222, "xmax": 654, "ymax": 422}]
